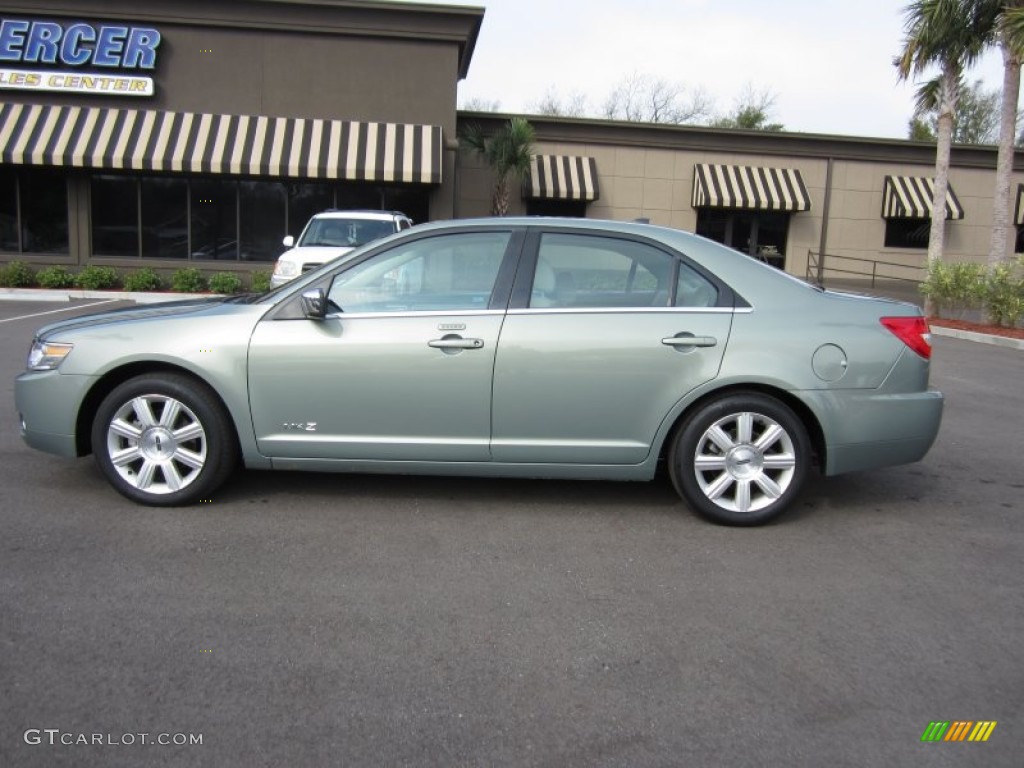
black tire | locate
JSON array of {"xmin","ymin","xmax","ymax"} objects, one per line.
[
  {"xmin": 91, "ymin": 373, "xmax": 238, "ymax": 506},
  {"xmin": 669, "ymin": 393, "xmax": 811, "ymax": 526}
]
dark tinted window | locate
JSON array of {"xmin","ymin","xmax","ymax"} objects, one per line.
[
  {"xmin": 191, "ymin": 179, "xmax": 238, "ymax": 260},
  {"xmin": 21, "ymin": 168, "xmax": 69, "ymax": 254},
  {"xmin": 92, "ymin": 175, "xmax": 138, "ymax": 257},
  {"xmin": 0, "ymin": 167, "xmax": 18, "ymax": 252},
  {"xmin": 884, "ymin": 218, "xmax": 930, "ymax": 249},
  {"xmin": 240, "ymin": 181, "xmax": 285, "ymax": 262},
  {"xmin": 141, "ymin": 177, "xmax": 188, "ymax": 259}
]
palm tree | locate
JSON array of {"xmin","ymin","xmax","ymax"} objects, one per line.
[
  {"xmin": 460, "ymin": 117, "xmax": 535, "ymax": 216},
  {"xmin": 896, "ymin": 0, "xmax": 994, "ymax": 272},
  {"xmin": 988, "ymin": 2, "xmax": 1024, "ymax": 264}
]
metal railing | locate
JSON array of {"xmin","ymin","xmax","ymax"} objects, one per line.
[{"xmin": 807, "ymin": 250, "xmax": 925, "ymax": 288}]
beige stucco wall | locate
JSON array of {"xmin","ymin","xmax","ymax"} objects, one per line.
[
  {"xmin": 458, "ymin": 134, "xmax": 1022, "ymax": 279},
  {"xmin": 457, "ymin": 141, "xmax": 830, "ymax": 276},
  {"xmin": 821, "ymin": 160, "xmax": 1023, "ymax": 279}
]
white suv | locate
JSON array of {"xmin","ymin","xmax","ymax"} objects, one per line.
[{"xmin": 271, "ymin": 210, "xmax": 413, "ymax": 287}]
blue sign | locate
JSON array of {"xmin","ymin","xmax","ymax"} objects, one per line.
[{"xmin": 0, "ymin": 18, "xmax": 161, "ymax": 70}]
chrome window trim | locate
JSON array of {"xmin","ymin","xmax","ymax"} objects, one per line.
[
  {"xmin": 507, "ymin": 307, "xmax": 750, "ymax": 316},
  {"xmin": 325, "ymin": 309, "xmax": 507, "ymax": 320}
]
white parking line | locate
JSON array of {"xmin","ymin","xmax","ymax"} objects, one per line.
[{"xmin": 0, "ymin": 299, "xmax": 121, "ymax": 325}]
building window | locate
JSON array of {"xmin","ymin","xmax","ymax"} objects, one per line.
[
  {"xmin": 694, "ymin": 210, "xmax": 789, "ymax": 269},
  {"xmin": 190, "ymin": 178, "xmax": 238, "ymax": 260},
  {"xmin": 0, "ymin": 167, "xmax": 17, "ymax": 252},
  {"xmin": 1, "ymin": 167, "xmax": 70, "ymax": 254},
  {"xmin": 884, "ymin": 218, "xmax": 930, "ymax": 249},
  {"xmin": 240, "ymin": 181, "xmax": 285, "ymax": 262},
  {"xmin": 380, "ymin": 185, "xmax": 430, "ymax": 224},
  {"xmin": 141, "ymin": 178, "xmax": 188, "ymax": 259},
  {"xmin": 86, "ymin": 174, "xmax": 428, "ymax": 261},
  {"xmin": 92, "ymin": 176, "xmax": 139, "ymax": 257},
  {"xmin": 526, "ymin": 199, "xmax": 587, "ymax": 218},
  {"xmin": 287, "ymin": 183, "xmax": 334, "ymax": 240}
]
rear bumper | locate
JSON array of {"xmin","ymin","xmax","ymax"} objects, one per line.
[{"xmin": 806, "ymin": 389, "xmax": 944, "ymax": 476}]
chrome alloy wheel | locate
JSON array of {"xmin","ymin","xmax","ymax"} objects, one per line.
[
  {"xmin": 692, "ymin": 411, "xmax": 797, "ymax": 514},
  {"xmin": 105, "ymin": 394, "xmax": 208, "ymax": 494}
]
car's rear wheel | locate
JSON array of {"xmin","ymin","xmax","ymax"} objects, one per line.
[
  {"xmin": 91, "ymin": 374, "xmax": 237, "ymax": 506},
  {"xmin": 670, "ymin": 393, "xmax": 810, "ymax": 526}
]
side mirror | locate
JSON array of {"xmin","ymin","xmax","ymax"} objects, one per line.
[
  {"xmin": 301, "ymin": 288, "xmax": 327, "ymax": 321},
  {"xmin": 282, "ymin": 235, "xmax": 295, "ymax": 248}
]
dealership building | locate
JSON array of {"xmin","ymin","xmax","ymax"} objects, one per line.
[{"xmin": 1, "ymin": 0, "xmax": 1022, "ymax": 285}]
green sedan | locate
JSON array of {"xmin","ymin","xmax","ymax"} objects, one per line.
[{"xmin": 15, "ymin": 218, "xmax": 943, "ymax": 525}]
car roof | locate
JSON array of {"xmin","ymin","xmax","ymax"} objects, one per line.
[
  {"xmin": 313, "ymin": 210, "xmax": 407, "ymax": 220},
  {"xmin": 410, "ymin": 216, "xmax": 669, "ymax": 234}
]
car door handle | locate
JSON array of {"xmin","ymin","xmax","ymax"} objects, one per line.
[
  {"xmin": 662, "ymin": 334, "xmax": 717, "ymax": 348},
  {"xmin": 428, "ymin": 337, "xmax": 485, "ymax": 349}
]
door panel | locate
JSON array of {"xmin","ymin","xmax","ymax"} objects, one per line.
[
  {"xmin": 248, "ymin": 229, "xmax": 516, "ymax": 461},
  {"xmin": 491, "ymin": 312, "xmax": 731, "ymax": 464},
  {"xmin": 249, "ymin": 313, "xmax": 502, "ymax": 461},
  {"xmin": 491, "ymin": 231, "xmax": 732, "ymax": 465}
]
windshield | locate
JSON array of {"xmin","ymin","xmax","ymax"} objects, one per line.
[{"xmin": 297, "ymin": 218, "xmax": 396, "ymax": 248}]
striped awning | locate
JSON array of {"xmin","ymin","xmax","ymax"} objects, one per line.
[
  {"xmin": 1015, "ymin": 184, "xmax": 1024, "ymax": 226},
  {"xmin": 525, "ymin": 154, "xmax": 599, "ymax": 201},
  {"xmin": 692, "ymin": 164, "xmax": 811, "ymax": 212},
  {"xmin": 882, "ymin": 176, "xmax": 963, "ymax": 220},
  {"xmin": 0, "ymin": 102, "xmax": 443, "ymax": 183}
]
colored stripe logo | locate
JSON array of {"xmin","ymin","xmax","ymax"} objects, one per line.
[{"xmin": 921, "ymin": 721, "xmax": 997, "ymax": 742}]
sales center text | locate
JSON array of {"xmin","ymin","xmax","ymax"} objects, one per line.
[{"xmin": 0, "ymin": 70, "xmax": 149, "ymax": 92}]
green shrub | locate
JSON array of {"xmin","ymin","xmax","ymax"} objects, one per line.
[
  {"xmin": 207, "ymin": 272, "xmax": 243, "ymax": 294},
  {"xmin": 0, "ymin": 260, "xmax": 36, "ymax": 288},
  {"xmin": 74, "ymin": 265, "xmax": 119, "ymax": 290},
  {"xmin": 171, "ymin": 267, "xmax": 206, "ymax": 293},
  {"xmin": 35, "ymin": 265, "xmax": 76, "ymax": 289},
  {"xmin": 250, "ymin": 270, "xmax": 272, "ymax": 293},
  {"xmin": 984, "ymin": 257, "xmax": 1024, "ymax": 327},
  {"xmin": 919, "ymin": 260, "xmax": 985, "ymax": 318},
  {"xmin": 122, "ymin": 267, "xmax": 164, "ymax": 292}
]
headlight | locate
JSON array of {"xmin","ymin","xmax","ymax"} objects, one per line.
[
  {"xmin": 273, "ymin": 260, "xmax": 299, "ymax": 278},
  {"xmin": 27, "ymin": 340, "xmax": 74, "ymax": 371}
]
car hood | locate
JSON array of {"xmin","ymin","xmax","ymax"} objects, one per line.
[
  {"xmin": 278, "ymin": 246, "xmax": 355, "ymax": 264},
  {"xmin": 35, "ymin": 296, "xmax": 240, "ymax": 340}
]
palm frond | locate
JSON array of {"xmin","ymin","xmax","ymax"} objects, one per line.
[{"xmin": 914, "ymin": 76, "xmax": 944, "ymax": 114}]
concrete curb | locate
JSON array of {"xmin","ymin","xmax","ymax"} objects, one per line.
[
  {"xmin": 931, "ymin": 324, "xmax": 1024, "ymax": 351},
  {"xmin": 0, "ymin": 288, "xmax": 216, "ymax": 304}
]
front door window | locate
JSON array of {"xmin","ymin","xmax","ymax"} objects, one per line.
[{"xmin": 328, "ymin": 232, "xmax": 510, "ymax": 313}]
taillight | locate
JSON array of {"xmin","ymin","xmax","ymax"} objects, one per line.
[{"xmin": 881, "ymin": 316, "xmax": 932, "ymax": 359}]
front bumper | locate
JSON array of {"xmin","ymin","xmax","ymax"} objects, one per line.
[{"xmin": 15, "ymin": 370, "xmax": 96, "ymax": 458}]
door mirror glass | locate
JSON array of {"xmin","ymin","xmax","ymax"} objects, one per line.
[{"xmin": 301, "ymin": 288, "xmax": 327, "ymax": 320}]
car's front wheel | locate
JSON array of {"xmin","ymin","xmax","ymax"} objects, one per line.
[
  {"xmin": 91, "ymin": 374, "xmax": 238, "ymax": 506},
  {"xmin": 669, "ymin": 393, "xmax": 811, "ymax": 526}
]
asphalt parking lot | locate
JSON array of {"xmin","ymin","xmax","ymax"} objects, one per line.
[{"xmin": 0, "ymin": 298, "xmax": 1021, "ymax": 767}]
